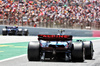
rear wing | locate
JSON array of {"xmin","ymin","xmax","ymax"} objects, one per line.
[
  {"xmin": 5, "ymin": 26, "xmax": 18, "ymax": 29},
  {"xmin": 38, "ymin": 35, "xmax": 72, "ymax": 41}
]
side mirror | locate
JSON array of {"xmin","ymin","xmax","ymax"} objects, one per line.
[
  {"xmin": 76, "ymin": 40, "xmax": 86, "ymax": 42},
  {"xmin": 76, "ymin": 40, "xmax": 83, "ymax": 42},
  {"xmin": 58, "ymin": 30, "xmax": 65, "ymax": 32}
]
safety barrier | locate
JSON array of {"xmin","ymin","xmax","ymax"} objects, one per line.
[{"xmin": 0, "ymin": 25, "xmax": 99, "ymax": 37}]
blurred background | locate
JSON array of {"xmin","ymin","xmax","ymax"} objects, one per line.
[{"xmin": 0, "ymin": 0, "xmax": 100, "ymax": 30}]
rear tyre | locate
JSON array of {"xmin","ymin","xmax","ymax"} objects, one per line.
[
  {"xmin": 84, "ymin": 41, "xmax": 94, "ymax": 59},
  {"xmin": 24, "ymin": 29, "xmax": 28, "ymax": 36},
  {"xmin": 17, "ymin": 31, "xmax": 23, "ymax": 36},
  {"xmin": 71, "ymin": 43, "xmax": 85, "ymax": 62},
  {"xmin": 17, "ymin": 29, "xmax": 23, "ymax": 36},
  {"xmin": 28, "ymin": 41, "xmax": 40, "ymax": 61},
  {"xmin": 2, "ymin": 29, "xmax": 7, "ymax": 35}
]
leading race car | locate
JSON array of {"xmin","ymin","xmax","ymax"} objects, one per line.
[
  {"xmin": 28, "ymin": 30, "xmax": 94, "ymax": 62},
  {"xmin": 2, "ymin": 26, "xmax": 28, "ymax": 36}
]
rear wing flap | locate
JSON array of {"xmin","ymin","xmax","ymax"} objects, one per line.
[
  {"xmin": 5, "ymin": 26, "xmax": 18, "ymax": 29},
  {"xmin": 38, "ymin": 35, "xmax": 72, "ymax": 41}
]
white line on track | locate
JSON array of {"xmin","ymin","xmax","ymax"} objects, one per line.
[{"xmin": 0, "ymin": 54, "xmax": 26, "ymax": 63}]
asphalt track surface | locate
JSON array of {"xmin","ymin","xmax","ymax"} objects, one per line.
[{"xmin": 0, "ymin": 36, "xmax": 100, "ymax": 66}]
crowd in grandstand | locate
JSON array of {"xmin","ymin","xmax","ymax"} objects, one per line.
[{"xmin": 0, "ymin": 0, "xmax": 100, "ymax": 29}]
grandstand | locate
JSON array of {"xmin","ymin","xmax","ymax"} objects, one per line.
[{"xmin": 0, "ymin": 0, "xmax": 100, "ymax": 29}]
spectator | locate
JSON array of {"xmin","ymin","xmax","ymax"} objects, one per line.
[{"xmin": 0, "ymin": 0, "xmax": 99, "ymax": 29}]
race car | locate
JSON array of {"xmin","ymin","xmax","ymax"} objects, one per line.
[
  {"xmin": 2, "ymin": 26, "xmax": 28, "ymax": 36},
  {"xmin": 28, "ymin": 30, "xmax": 94, "ymax": 62}
]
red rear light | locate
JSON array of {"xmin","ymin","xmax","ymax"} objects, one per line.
[
  {"xmin": 38, "ymin": 35, "xmax": 70, "ymax": 38},
  {"xmin": 38, "ymin": 35, "xmax": 72, "ymax": 41}
]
